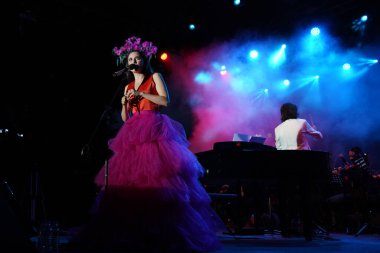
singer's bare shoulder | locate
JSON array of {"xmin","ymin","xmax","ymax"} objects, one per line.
[
  {"xmin": 153, "ymin": 72, "xmax": 167, "ymax": 86},
  {"xmin": 152, "ymin": 72, "xmax": 164, "ymax": 79},
  {"xmin": 152, "ymin": 72, "xmax": 170, "ymax": 103}
]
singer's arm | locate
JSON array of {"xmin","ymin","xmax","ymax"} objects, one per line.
[{"xmin": 121, "ymin": 94, "xmax": 129, "ymax": 122}]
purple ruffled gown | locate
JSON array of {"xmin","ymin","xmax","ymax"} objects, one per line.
[{"xmin": 73, "ymin": 75, "xmax": 225, "ymax": 252}]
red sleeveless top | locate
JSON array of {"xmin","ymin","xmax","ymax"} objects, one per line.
[{"xmin": 126, "ymin": 74, "xmax": 160, "ymax": 114}]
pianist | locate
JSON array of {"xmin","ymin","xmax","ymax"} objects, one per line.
[
  {"xmin": 275, "ymin": 103, "xmax": 323, "ymax": 150},
  {"xmin": 274, "ymin": 103, "xmax": 324, "ymax": 239}
]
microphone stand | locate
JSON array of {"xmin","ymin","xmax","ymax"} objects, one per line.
[{"xmin": 81, "ymin": 71, "xmax": 131, "ymax": 191}]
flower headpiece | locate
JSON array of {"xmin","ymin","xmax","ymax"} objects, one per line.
[{"xmin": 112, "ymin": 36, "xmax": 158, "ymax": 66}]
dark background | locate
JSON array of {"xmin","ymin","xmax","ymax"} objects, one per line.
[{"xmin": 4, "ymin": 0, "xmax": 380, "ymax": 228}]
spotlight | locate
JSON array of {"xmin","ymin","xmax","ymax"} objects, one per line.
[
  {"xmin": 310, "ymin": 27, "xmax": 320, "ymax": 36},
  {"xmin": 220, "ymin": 65, "xmax": 227, "ymax": 76},
  {"xmin": 249, "ymin": 50, "xmax": 259, "ymax": 59},
  {"xmin": 342, "ymin": 63, "xmax": 351, "ymax": 70},
  {"xmin": 352, "ymin": 15, "xmax": 368, "ymax": 33},
  {"xmin": 368, "ymin": 59, "xmax": 378, "ymax": 64},
  {"xmin": 160, "ymin": 52, "xmax": 168, "ymax": 61},
  {"xmin": 358, "ymin": 58, "xmax": 378, "ymax": 66},
  {"xmin": 0, "ymin": 128, "xmax": 9, "ymax": 134}
]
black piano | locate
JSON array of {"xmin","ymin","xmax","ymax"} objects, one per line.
[{"xmin": 196, "ymin": 141, "xmax": 332, "ymax": 240}]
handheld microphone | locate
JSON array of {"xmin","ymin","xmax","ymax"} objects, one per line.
[
  {"xmin": 126, "ymin": 64, "xmax": 138, "ymax": 70},
  {"xmin": 112, "ymin": 64, "xmax": 138, "ymax": 77}
]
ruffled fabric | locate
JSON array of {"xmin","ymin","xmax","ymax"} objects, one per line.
[{"xmin": 75, "ymin": 110, "xmax": 224, "ymax": 252}]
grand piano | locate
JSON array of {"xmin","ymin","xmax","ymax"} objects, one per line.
[{"xmin": 196, "ymin": 141, "xmax": 332, "ymax": 240}]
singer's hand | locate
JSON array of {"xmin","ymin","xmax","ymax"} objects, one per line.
[
  {"xmin": 121, "ymin": 95, "xmax": 128, "ymax": 105},
  {"xmin": 126, "ymin": 89, "xmax": 136, "ymax": 100},
  {"xmin": 127, "ymin": 89, "xmax": 143, "ymax": 99}
]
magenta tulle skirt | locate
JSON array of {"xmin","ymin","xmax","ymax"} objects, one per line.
[{"xmin": 73, "ymin": 110, "xmax": 224, "ymax": 252}]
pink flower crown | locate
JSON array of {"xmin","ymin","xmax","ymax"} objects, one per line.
[{"xmin": 112, "ymin": 36, "xmax": 158, "ymax": 66}]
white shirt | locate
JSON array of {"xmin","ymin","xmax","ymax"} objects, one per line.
[{"xmin": 274, "ymin": 118, "xmax": 323, "ymax": 150}]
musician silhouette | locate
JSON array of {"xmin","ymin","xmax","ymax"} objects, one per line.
[{"xmin": 328, "ymin": 146, "xmax": 373, "ymax": 234}]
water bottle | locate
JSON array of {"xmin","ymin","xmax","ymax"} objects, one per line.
[{"xmin": 38, "ymin": 220, "xmax": 60, "ymax": 253}]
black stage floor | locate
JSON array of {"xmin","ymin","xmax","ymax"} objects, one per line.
[{"xmin": 22, "ymin": 230, "xmax": 380, "ymax": 253}]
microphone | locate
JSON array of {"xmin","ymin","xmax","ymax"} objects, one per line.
[{"xmin": 112, "ymin": 64, "xmax": 138, "ymax": 77}]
